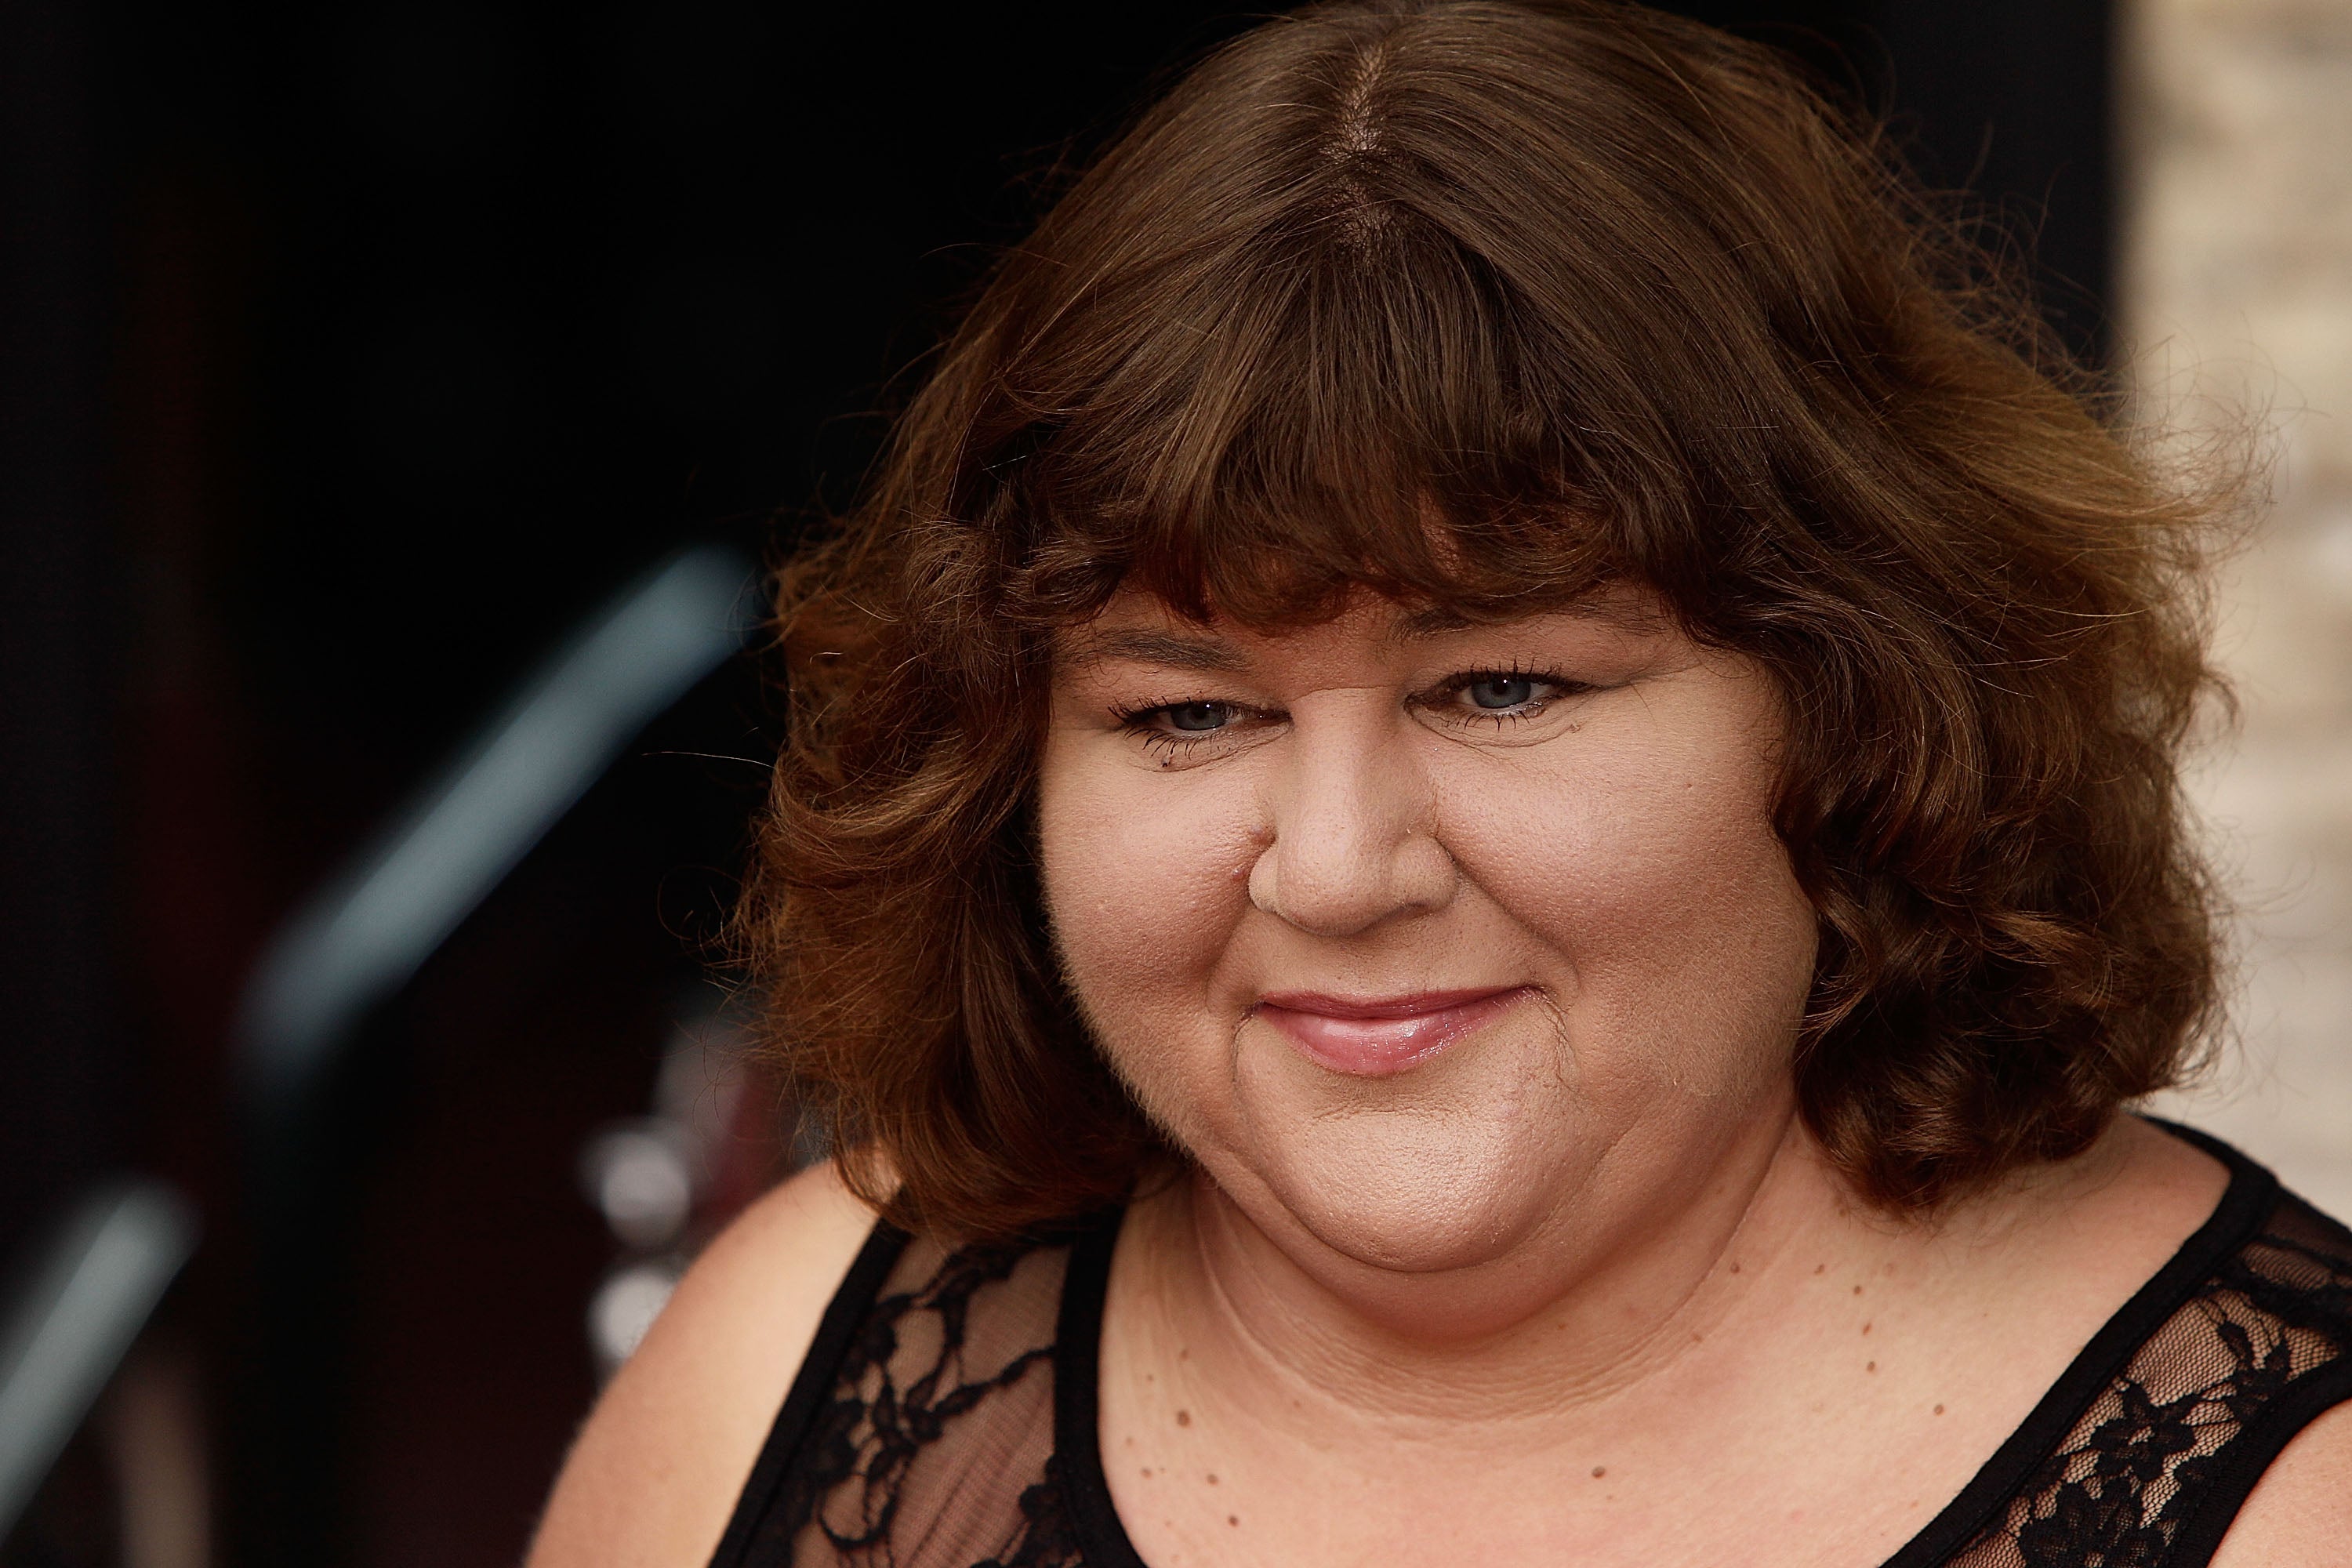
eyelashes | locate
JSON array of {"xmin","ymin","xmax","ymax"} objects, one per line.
[
  {"xmin": 1109, "ymin": 699, "xmax": 1263, "ymax": 758},
  {"xmin": 1440, "ymin": 664, "xmax": 1568, "ymax": 720},
  {"xmin": 1111, "ymin": 664, "xmax": 1585, "ymax": 759}
]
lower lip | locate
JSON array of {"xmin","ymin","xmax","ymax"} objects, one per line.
[{"xmin": 1254, "ymin": 990, "xmax": 1530, "ymax": 1078}]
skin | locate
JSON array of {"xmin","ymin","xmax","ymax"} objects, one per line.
[
  {"xmin": 1037, "ymin": 587, "xmax": 1821, "ymax": 1339},
  {"xmin": 527, "ymin": 589, "xmax": 2350, "ymax": 1566}
]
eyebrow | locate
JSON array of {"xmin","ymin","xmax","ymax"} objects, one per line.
[
  {"xmin": 1063, "ymin": 627, "xmax": 1249, "ymax": 673},
  {"xmin": 1389, "ymin": 595, "xmax": 1661, "ymax": 641},
  {"xmin": 1392, "ymin": 605, "xmax": 1477, "ymax": 639},
  {"xmin": 1065, "ymin": 593, "xmax": 1664, "ymax": 670}
]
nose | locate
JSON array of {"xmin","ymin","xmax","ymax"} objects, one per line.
[{"xmin": 1247, "ymin": 696, "xmax": 1457, "ymax": 937}]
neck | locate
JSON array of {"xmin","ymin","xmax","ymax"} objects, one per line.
[
  {"xmin": 1097, "ymin": 1116, "xmax": 2216, "ymax": 1567},
  {"xmin": 1116, "ymin": 1110, "xmax": 1911, "ymax": 1442}
]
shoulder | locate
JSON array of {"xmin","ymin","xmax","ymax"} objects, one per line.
[
  {"xmin": 2201, "ymin": 1174, "xmax": 2352, "ymax": 1565},
  {"xmin": 525, "ymin": 1160, "xmax": 881, "ymax": 1568},
  {"xmin": 2210, "ymin": 1396, "xmax": 2352, "ymax": 1566}
]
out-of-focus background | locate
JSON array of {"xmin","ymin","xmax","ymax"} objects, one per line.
[
  {"xmin": 2129, "ymin": 0, "xmax": 2352, "ymax": 1223},
  {"xmin": 0, "ymin": 2, "xmax": 2341, "ymax": 1564}
]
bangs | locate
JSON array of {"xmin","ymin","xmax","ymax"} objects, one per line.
[
  {"xmin": 984, "ymin": 205, "xmax": 1647, "ymax": 632},
  {"xmin": 759, "ymin": 0, "xmax": 2234, "ymax": 1235}
]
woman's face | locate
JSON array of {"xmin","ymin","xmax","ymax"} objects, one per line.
[{"xmin": 1036, "ymin": 587, "xmax": 1818, "ymax": 1287}]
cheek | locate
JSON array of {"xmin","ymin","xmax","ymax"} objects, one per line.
[
  {"xmin": 1034, "ymin": 737, "xmax": 1260, "ymax": 1031},
  {"xmin": 1443, "ymin": 712, "xmax": 1815, "ymax": 1084}
]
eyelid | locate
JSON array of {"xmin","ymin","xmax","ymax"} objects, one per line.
[
  {"xmin": 1410, "ymin": 668, "xmax": 1590, "ymax": 738},
  {"xmin": 1113, "ymin": 696, "xmax": 1279, "ymax": 763},
  {"xmin": 1109, "ymin": 666, "xmax": 1581, "ymax": 743},
  {"xmin": 1418, "ymin": 666, "xmax": 1573, "ymax": 702},
  {"xmin": 1112, "ymin": 695, "xmax": 1269, "ymax": 726}
]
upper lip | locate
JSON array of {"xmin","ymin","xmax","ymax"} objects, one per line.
[{"xmin": 1254, "ymin": 987, "xmax": 1525, "ymax": 1019}]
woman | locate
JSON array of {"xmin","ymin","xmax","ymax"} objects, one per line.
[{"xmin": 531, "ymin": 2, "xmax": 2352, "ymax": 1563}]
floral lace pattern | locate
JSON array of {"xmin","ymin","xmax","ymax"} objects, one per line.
[
  {"xmin": 782, "ymin": 1235, "xmax": 1076, "ymax": 1567},
  {"xmin": 726, "ymin": 1154, "xmax": 2352, "ymax": 1568},
  {"xmin": 1945, "ymin": 1196, "xmax": 2352, "ymax": 1567}
]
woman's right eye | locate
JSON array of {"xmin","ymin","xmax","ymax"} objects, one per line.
[{"xmin": 1116, "ymin": 699, "xmax": 1265, "ymax": 759}]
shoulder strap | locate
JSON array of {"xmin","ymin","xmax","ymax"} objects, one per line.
[
  {"xmin": 1905, "ymin": 1133, "xmax": 2352, "ymax": 1568},
  {"xmin": 2163, "ymin": 1185, "xmax": 2352, "ymax": 1566},
  {"xmin": 1882, "ymin": 1137, "xmax": 2278, "ymax": 1568},
  {"xmin": 707, "ymin": 1218, "xmax": 910, "ymax": 1568},
  {"xmin": 1051, "ymin": 1207, "xmax": 1145, "ymax": 1568}
]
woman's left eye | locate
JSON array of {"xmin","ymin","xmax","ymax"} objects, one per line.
[
  {"xmin": 1465, "ymin": 674, "xmax": 1540, "ymax": 710},
  {"xmin": 1448, "ymin": 671, "xmax": 1564, "ymax": 716},
  {"xmin": 1163, "ymin": 700, "xmax": 1236, "ymax": 732}
]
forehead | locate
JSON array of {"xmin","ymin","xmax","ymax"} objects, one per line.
[{"xmin": 1055, "ymin": 585, "xmax": 1671, "ymax": 673}]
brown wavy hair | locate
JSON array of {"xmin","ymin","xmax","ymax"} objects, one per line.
[{"xmin": 739, "ymin": 0, "xmax": 2232, "ymax": 1238}]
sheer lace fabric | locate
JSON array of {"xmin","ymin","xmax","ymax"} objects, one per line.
[
  {"xmin": 1936, "ymin": 1189, "xmax": 2352, "ymax": 1567},
  {"xmin": 770, "ymin": 1234, "xmax": 1077, "ymax": 1568},
  {"xmin": 713, "ymin": 1143, "xmax": 2352, "ymax": 1568}
]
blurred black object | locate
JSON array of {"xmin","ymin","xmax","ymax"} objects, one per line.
[
  {"xmin": 2, "ymin": 2, "xmax": 2116, "ymax": 1564},
  {"xmin": 2, "ymin": 0, "xmax": 122, "ymax": 1301},
  {"xmin": 1680, "ymin": 0, "xmax": 2115, "ymax": 361},
  {"xmin": 234, "ymin": 545, "xmax": 753, "ymax": 1566}
]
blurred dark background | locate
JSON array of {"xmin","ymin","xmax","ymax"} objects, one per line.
[{"xmin": 0, "ymin": 2, "xmax": 2112, "ymax": 1564}]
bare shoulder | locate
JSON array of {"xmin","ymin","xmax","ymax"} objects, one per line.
[
  {"xmin": 2029, "ymin": 1115, "xmax": 2230, "ymax": 1272},
  {"xmin": 1962, "ymin": 1116, "xmax": 2230, "ymax": 1311},
  {"xmin": 526, "ymin": 1159, "xmax": 880, "ymax": 1568},
  {"xmin": 2209, "ymin": 1398, "xmax": 2352, "ymax": 1566},
  {"xmin": 2095, "ymin": 1114, "xmax": 2232, "ymax": 1226},
  {"xmin": 2122, "ymin": 1117, "xmax": 2351, "ymax": 1565}
]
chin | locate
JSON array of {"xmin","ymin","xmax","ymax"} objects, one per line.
[
  {"xmin": 1221, "ymin": 1108, "xmax": 1574, "ymax": 1277},
  {"xmin": 1123, "ymin": 1014, "xmax": 1587, "ymax": 1291}
]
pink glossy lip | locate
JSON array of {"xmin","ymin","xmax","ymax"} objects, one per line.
[{"xmin": 1252, "ymin": 987, "xmax": 1531, "ymax": 1077}]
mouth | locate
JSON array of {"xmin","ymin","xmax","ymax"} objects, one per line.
[{"xmin": 1251, "ymin": 987, "xmax": 1533, "ymax": 1078}]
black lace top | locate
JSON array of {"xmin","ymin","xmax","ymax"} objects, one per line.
[{"xmin": 710, "ymin": 1127, "xmax": 2352, "ymax": 1567}]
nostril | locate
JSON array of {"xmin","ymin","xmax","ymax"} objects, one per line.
[
  {"xmin": 1247, "ymin": 829, "xmax": 1454, "ymax": 937},
  {"xmin": 1250, "ymin": 744, "xmax": 1450, "ymax": 931}
]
